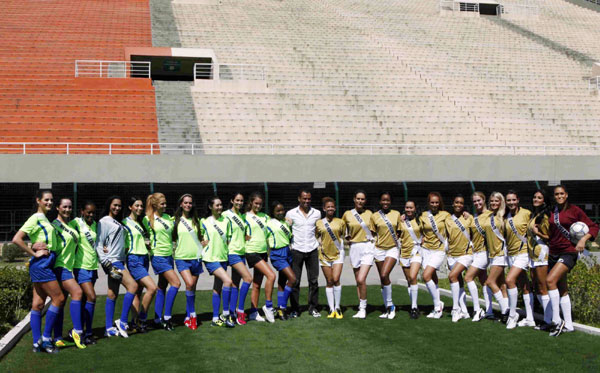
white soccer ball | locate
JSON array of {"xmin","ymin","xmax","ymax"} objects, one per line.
[{"xmin": 569, "ymin": 221, "xmax": 589, "ymax": 244}]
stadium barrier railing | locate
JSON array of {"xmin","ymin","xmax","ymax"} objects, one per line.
[
  {"xmin": 75, "ymin": 60, "xmax": 151, "ymax": 79},
  {"xmin": 194, "ymin": 63, "xmax": 266, "ymax": 82}
]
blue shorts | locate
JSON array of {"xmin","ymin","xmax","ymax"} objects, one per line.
[
  {"xmin": 228, "ymin": 254, "xmax": 246, "ymax": 266},
  {"xmin": 151, "ymin": 255, "xmax": 174, "ymax": 275},
  {"xmin": 29, "ymin": 252, "xmax": 57, "ymax": 283},
  {"xmin": 270, "ymin": 246, "xmax": 292, "ymax": 271},
  {"xmin": 176, "ymin": 259, "xmax": 204, "ymax": 276},
  {"xmin": 73, "ymin": 268, "xmax": 98, "ymax": 284},
  {"xmin": 53, "ymin": 266, "xmax": 74, "ymax": 282},
  {"xmin": 204, "ymin": 261, "xmax": 227, "ymax": 275},
  {"xmin": 102, "ymin": 260, "xmax": 126, "ymax": 275},
  {"xmin": 128, "ymin": 254, "xmax": 150, "ymax": 281}
]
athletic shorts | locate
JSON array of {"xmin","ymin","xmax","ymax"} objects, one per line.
[
  {"xmin": 151, "ymin": 255, "xmax": 174, "ymax": 275},
  {"xmin": 530, "ymin": 259, "xmax": 548, "ymax": 268},
  {"xmin": 270, "ymin": 246, "xmax": 292, "ymax": 271},
  {"xmin": 73, "ymin": 268, "xmax": 98, "ymax": 284},
  {"xmin": 204, "ymin": 261, "xmax": 227, "ymax": 275},
  {"xmin": 422, "ymin": 248, "xmax": 445, "ymax": 270},
  {"xmin": 549, "ymin": 253, "xmax": 578, "ymax": 271},
  {"xmin": 127, "ymin": 254, "xmax": 150, "ymax": 281},
  {"xmin": 399, "ymin": 246, "xmax": 422, "ymax": 268},
  {"xmin": 507, "ymin": 253, "xmax": 529, "ymax": 270},
  {"xmin": 471, "ymin": 251, "xmax": 488, "ymax": 270},
  {"xmin": 373, "ymin": 247, "xmax": 399, "ymax": 263},
  {"xmin": 176, "ymin": 259, "xmax": 203, "ymax": 276},
  {"xmin": 320, "ymin": 248, "xmax": 345, "ymax": 267},
  {"xmin": 489, "ymin": 255, "xmax": 508, "ymax": 267},
  {"xmin": 246, "ymin": 252, "xmax": 268, "ymax": 268},
  {"xmin": 228, "ymin": 254, "xmax": 246, "ymax": 266},
  {"xmin": 29, "ymin": 252, "xmax": 57, "ymax": 283},
  {"xmin": 447, "ymin": 255, "xmax": 473, "ymax": 270},
  {"xmin": 349, "ymin": 242, "xmax": 375, "ymax": 268},
  {"xmin": 53, "ymin": 266, "xmax": 74, "ymax": 282}
]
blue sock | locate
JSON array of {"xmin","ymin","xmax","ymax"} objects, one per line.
[
  {"xmin": 43, "ymin": 305, "xmax": 60, "ymax": 340},
  {"xmin": 139, "ymin": 310, "xmax": 147, "ymax": 321},
  {"xmin": 277, "ymin": 291, "xmax": 285, "ymax": 309},
  {"xmin": 105, "ymin": 298, "xmax": 116, "ymax": 330},
  {"xmin": 84, "ymin": 301, "xmax": 95, "ymax": 336},
  {"xmin": 70, "ymin": 300, "xmax": 83, "ymax": 333},
  {"xmin": 250, "ymin": 307, "xmax": 257, "ymax": 314},
  {"xmin": 238, "ymin": 281, "xmax": 251, "ymax": 312},
  {"xmin": 283, "ymin": 285, "xmax": 293, "ymax": 309},
  {"xmin": 229, "ymin": 287, "xmax": 239, "ymax": 314},
  {"xmin": 266, "ymin": 300, "xmax": 273, "ymax": 309},
  {"xmin": 222, "ymin": 287, "xmax": 231, "ymax": 315},
  {"xmin": 212, "ymin": 292, "xmax": 221, "ymax": 318},
  {"xmin": 31, "ymin": 310, "xmax": 42, "ymax": 346},
  {"xmin": 154, "ymin": 289, "xmax": 165, "ymax": 321},
  {"xmin": 185, "ymin": 290, "xmax": 196, "ymax": 317},
  {"xmin": 53, "ymin": 307, "xmax": 64, "ymax": 340},
  {"xmin": 120, "ymin": 292, "xmax": 135, "ymax": 325},
  {"xmin": 164, "ymin": 286, "xmax": 179, "ymax": 319}
]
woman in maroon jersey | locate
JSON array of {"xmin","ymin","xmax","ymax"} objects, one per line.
[{"xmin": 546, "ymin": 185, "xmax": 598, "ymax": 337}]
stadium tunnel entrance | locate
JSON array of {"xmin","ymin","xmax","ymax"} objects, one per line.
[{"xmin": 125, "ymin": 47, "xmax": 218, "ymax": 81}]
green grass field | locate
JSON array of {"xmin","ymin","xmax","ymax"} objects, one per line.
[{"xmin": 2, "ymin": 285, "xmax": 599, "ymax": 372}]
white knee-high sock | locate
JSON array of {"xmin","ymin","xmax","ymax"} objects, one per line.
[
  {"xmin": 410, "ymin": 285, "xmax": 419, "ymax": 309},
  {"xmin": 523, "ymin": 293, "xmax": 534, "ymax": 321},
  {"xmin": 483, "ymin": 285, "xmax": 493, "ymax": 314},
  {"xmin": 333, "ymin": 285, "xmax": 342, "ymax": 310},
  {"xmin": 450, "ymin": 282, "xmax": 460, "ymax": 311},
  {"xmin": 541, "ymin": 295, "xmax": 552, "ymax": 324},
  {"xmin": 548, "ymin": 289, "xmax": 561, "ymax": 324},
  {"xmin": 493, "ymin": 291, "xmax": 507, "ymax": 313},
  {"xmin": 383, "ymin": 284, "xmax": 393, "ymax": 307},
  {"xmin": 459, "ymin": 287, "xmax": 468, "ymax": 313},
  {"xmin": 500, "ymin": 296, "xmax": 509, "ymax": 313},
  {"xmin": 426, "ymin": 280, "xmax": 440, "ymax": 309},
  {"xmin": 326, "ymin": 287, "xmax": 335, "ymax": 312},
  {"xmin": 359, "ymin": 299, "xmax": 367, "ymax": 310},
  {"xmin": 560, "ymin": 295, "xmax": 573, "ymax": 330},
  {"xmin": 508, "ymin": 288, "xmax": 518, "ymax": 318},
  {"xmin": 467, "ymin": 281, "xmax": 480, "ymax": 312}
]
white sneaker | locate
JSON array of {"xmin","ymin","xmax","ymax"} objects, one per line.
[
  {"xmin": 387, "ymin": 306, "xmax": 396, "ymax": 320},
  {"xmin": 262, "ymin": 306, "xmax": 275, "ymax": 323},
  {"xmin": 379, "ymin": 311, "xmax": 389, "ymax": 319},
  {"xmin": 460, "ymin": 311, "xmax": 470, "ymax": 320},
  {"xmin": 506, "ymin": 314, "xmax": 519, "ymax": 329},
  {"xmin": 353, "ymin": 309, "xmax": 366, "ymax": 319},
  {"xmin": 472, "ymin": 309, "xmax": 485, "ymax": 322},
  {"xmin": 451, "ymin": 309, "xmax": 461, "ymax": 323},
  {"xmin": 114, "ymin": 320, "xmax": 129, "ymax": 338},
  {"xmin": 104, "ymin": 327, "xmax": 118, "ymax": 338},
  {"xmin": 517, "ymin": 318, "xmax": 536, "ymax": 327},
  {"xmin": 248, "ymin": 311, "xmax": 265, "ymax": 322}
]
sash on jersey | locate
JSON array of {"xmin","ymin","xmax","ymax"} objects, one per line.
[
  {"xmin": 155, "ymin": 215, "xmax": 171, "ymax": 231},
  {"xmin": 378, "ymin": 210, "xmax": 400, "ymax": 249},
  {"xmin": 473, "ymin": 215, "xmax": 485, "ymax": 236},
  {"xmin": 322, "ymin": 218, "xmax": 343, "ymax": 252},
  {"xmin": 76, "ymin": 217, "xmax": 95, "ymax": 247},
  {"xmin": 248, "ymin": 213, "xmax": 267, "ymax": 232},
  {"xmin": 553, "ymin": 206, "xmax": 571, "ymax": 241},
  {"xmin": 227, "ymin": 210, "xmax": 246, "ymax": 232},
  {"xmin": 207, "ymin": 216, "xmax": 228, "ymax": 245},
  {"xmin": 490, "ymin": 214, "xmax": 507, "ymax": 257},
  {"xmin": 404, "ymin": 219, "xmax": 421, "ymax": 257},
  {"xmin": 507, "ymin": 212, "xmax": 527, "ymax": 250},
  {"xmin": 451, "ymin": 214, "xmax": 473, "ymax": 250},
  {"xmin": 428, "ymin": 211, "xmax": 448, "ymax": 252},
  {"xmin": 351, "ymin": 209, "xmax": 374, "ymax": 242},
  {"xmin": 180, "ymin": 217, "xmax": 203, "ymax": 258},
  {"xmin": 279, "ymin": 221, "xmax": 292, "ymax": 238},
  {"xmin": 53, "ymin": 219, "xmax": 78, "ymax": 244},
  {"xmin": 126, "ymin": 217, "xmax": 146, "ymax": 238}
]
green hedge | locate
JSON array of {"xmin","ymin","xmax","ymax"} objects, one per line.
[
  {"xmin": 568, "ymin": 258, "xmax": 600, "ymax": 327},
  {"xmin": 0, "ymin": 266, "xmax": 32, "ymax": 336},
  {"xmin": 1, "ymin": 243, "xmax": 26, "ymax": 262}
]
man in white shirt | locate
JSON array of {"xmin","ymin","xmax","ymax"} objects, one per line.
[{"xmin": 285, "ymin": 189, "xmax": 321, "ymax": 317}]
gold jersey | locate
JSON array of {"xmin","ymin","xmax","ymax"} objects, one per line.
[
  {"xmin": 446, "ymin": 214, "xmax": 473, "ymax": 257},
  {"xmin": 484, "ymin": 212, "xmax": 505, "ymax": 258},
  {"xmin": 504, "ymin": 208, "xmax": 531, "ymax": 256},
  {"xmin": 399, "ymin": 218, "xmax": 422, "ymax": 259},
  {"xmin": 316, "ymin": 218, "xmax": 346, "ymax": 262},
  {"xmin": 419, "ymin": 210, "xmax": 450, "ymax": 251},
  {"xmin": 527, "ymin": 213, "xmax": 550, "ymax": 262},
  {"xmin": 342, "ymin": 209, "xmax": 373, "ymax": 243},
  {"xmin": 471, "ymin": 210, "xmax": 492, "ymax": 254},
  {"xmin": 368, "ymin": 210, "xmax": 401, "ymax": 250}
]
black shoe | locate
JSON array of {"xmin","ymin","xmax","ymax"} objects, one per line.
[
  {"xmin": 309, "ymin": 308, "xmax": 321, "ymax": 318},
  {"xmin": 136, "ymin": 319, "xmax": 148, "ymax": 334},
  {"xmin": 535, "ymin": 322, "xmax": 553, "ymax": 332},
  {"xmin": 501, "ymin": 312, "xmax": 509, "ymax": 324},
  {"xmin": 83, "ymin": 335, "xmax": 97, "ymax": 345},
  {"xmin": 410, "ymin": 308, "xmax": 420, "ymax": 319},
  {"xmin": 162, "ymin": 319, "xmax": 174, "ymax": 331},
  {"xmin": 484, "ymin": 313, "xmax": 496, "ymax": 320},
  {"xmin": 549, "ymin": 320, "xmax": 565, "ymax": 337},
  {"xmin": 288, "ymin": 311, "xmax": 299, "ymax": 319},
  {"xmin": 276, "ymin": 308, "xmax": 289, "ymax": 321}
]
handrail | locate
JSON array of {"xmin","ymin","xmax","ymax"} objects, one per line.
[
  {"xmin": 75, "ymin": 60, "xmax": 151, "ymax": 79},
  {"xmin": 194, "ymin": 63, "xmax": 266, "ymax": 82}
]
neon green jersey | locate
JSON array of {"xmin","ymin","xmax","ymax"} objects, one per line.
[
  {"xmin": 123, "ymin": 217, "xmax": 148, "ymax": 256},
  {"xmin": 223, "ymin": 209, "xmax": 247, "ymax": 255},
  {"xmin": 19, "ymin": 213, "xmax": 58, "ymax": 252},
  {"xmin": 200, "ymin": 215, "xmax": 231, "ymax": 262},
  {"xmin": 52, "ymin": 219, "xmax": 79, "ymax": 271},
  {"xmin": 174, "ymin": 216, "xmax": 203, "ymax": 260},
  {"xmin": 143, "ymin": 214, "xmax": 174, "ymax": 257},
  {"xmin": 244, "ymin": 212, "xmax": 269, "ymax": 254},
  {"xmin": 266, "ymin": 219, "xmax": 292, "ymax": 249},
  {"xmin": 70, "ymin": 217, "xmax": 98, "ymax": 270}
]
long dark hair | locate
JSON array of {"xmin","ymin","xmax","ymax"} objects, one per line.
[
  {"xmin": 101, "ymin": 195, "xmax": 123, "ymax": 221},
  {"xmin": 173, "ymin": 194, "xmax": 201, "ymax": 240},
  {"xmin": 32, "ymin": 189, "xmax": 53, "ymax": 214},
  {"xmin": 205, "ymin": 195, "xmax": 222, "ymax": 218},
  {"xmin": 228, "ymin": 191, "xmax": 244, "ymax": 209},
  {"xmin": 553, "ymin": 185, "xmax": 570, "ymax": 210},
  {"xmin": 404, "ymin": 200, "xmax": 420, "ymax": 221},
  {"xmin": 533, "ymin": 189, "xmax": 551, "ymax": 224}
]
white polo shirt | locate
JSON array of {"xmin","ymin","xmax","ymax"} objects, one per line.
[{"xmin": 286, "ymin": 206, "xmax": 321, "ymax": 253}]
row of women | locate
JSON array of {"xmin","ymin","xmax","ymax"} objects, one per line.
[{"xmin": 13, "ymin": 185, "xmax": 594, "ymax": 354}]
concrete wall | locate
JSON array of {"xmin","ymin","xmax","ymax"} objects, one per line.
[{"xmin": 1, "ymin": 155, "xmax": 598, "ymax": 183}]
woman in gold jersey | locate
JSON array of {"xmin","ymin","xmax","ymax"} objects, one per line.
[{"xmin": 398, "ymin": 200, "xmax": 422, "ymax": 319}]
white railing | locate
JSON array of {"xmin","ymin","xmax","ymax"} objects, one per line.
[
  {"xmin": 497, "ymin": 3, "xmax": 540, "ymax": 18},
  {"xmin": 439, "ymin": 0, "xmax": 454, "ymax": 11},
  {"xmin": 590, "ymin": 77, "xmax": 600, "ymax": 91},
  {"xmin": 2, "ymin": 142, "xmax": 600, "ymax": 155},
  {"xmin": 455, "ymin": 2, "xmax": 478, "ymax": 12},
  {"xmin": 75, "ymin": 60, "xmax": 151, "ymax": 78},
  {"xmin": 194, "ymin": 63, "xmax": 266, "ymax": 82}
]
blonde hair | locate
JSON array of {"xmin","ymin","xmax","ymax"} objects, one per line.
[
  {"xmin": 472, "ymin": 191, "xmax": 486, "ymax": 204},
  {"xmin": 489, "ymin": 191, "xmax": 505, "ymax": 217},
  {"xmin": 146, "ymin": 192, "xmax": 166, "ymax": 229}
]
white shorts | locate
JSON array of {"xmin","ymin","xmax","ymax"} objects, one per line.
[
  {"xmin": 507, "ymin": 253, "xmax": 529, "ymax": 270},
  {"xmin": 399, "ymin": 253, "xmax": 422, "ymax": 268},
  {"xmin": 530, "ymin": 259, "xmax": 548, "ymax": 268},
  {"xmin": 471, "ymin": 251, "xmax": 488, "ymax": 270},
  {"xmin": 422, "ymin": 248, "xmax": 446, "ymax": 270},
  {"xmin": 447, "ymin": 255, "xmax": 473, "ymax": 270},
  {"xmin": 373, "ymin": 247, "xmax": 399, "ymax": 263},
  {"xmin": 320, "ymin": 249, "xmax": 345, "ymax": 267},
  {"xmin": 489, "ymin": 255, "xmax": 507, "ymax": 267},
  {"xmin": 349, "ymin": 242, "xmax": 375, "ymax": 268}
]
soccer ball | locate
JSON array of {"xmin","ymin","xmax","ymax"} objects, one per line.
[{"xmin": 569, "ymin": 222, "xmax": 589, "ymax": 244}]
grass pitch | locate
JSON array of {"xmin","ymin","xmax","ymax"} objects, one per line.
[{"xmin": 2, "ymin": 285, "xmax": 599, "ymax": 372}]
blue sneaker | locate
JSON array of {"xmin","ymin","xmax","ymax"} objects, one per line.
[
  {"xmin": 114, "ymin": 321, "xmax": 129, "ymax": 338},
  {"xmin": 104, "ymin": 327, "xmax": 118, "ymax": 338},
  {"xmin": 41, "ymin": 340, "xmax": 58, "ymax": 354}
]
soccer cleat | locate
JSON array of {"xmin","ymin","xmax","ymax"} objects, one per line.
[
  {"xmin": 562, "ymin": 327, "xmax": 575, "ymax": 334},
  {"xmin": 162, "ymin": 319, "xmax": 174, "ymax": 331},
  {"xmin": 484, "ymin": 313, "xmax": 496, "ymax": 320},
  {"xmin": 472, "ymin": 309, "xmax": 485, "ymax": 322},
  {"xmin": 276, "ymin": 308, "xmax": 288, "ymax": 321},
  {"xmin": 211, "ymin": 319, "xmax": 224, "ymax": 327},
  {"xmin": 237, "ymin": 311, "xmax": 247, "ymax": 325},
  {"xmin": 32, "ymin": 344, "xmax": 42, "ymax": 353},
  {"xmin": 328, "ymin": 310, "xmax": 337, "ymax": 319},
  {"xmin": 410, "ymin": 308, "xmax": 420, "ymax": 319},
  {"xmin": 387, "ymin": 306, "xmax": 396, "ymax": 320},
  {"xmin": 69, "ymin": 329, "xmax": 86, "ymax": 349},
  {"xmin": 309, "ymin": 309, "xmax": 322, "ymax": 318},
  {"xmin": 549, "ymin": 320, "xmax": 565, "ymax": 337},
  {"xmin": 262, "ymin": 305, "xmax": 275, "ymax": 323},
  {"xmin": 83, "ymin": 335, "xmax": 97, "ymax": 345},
  {"xmin": 248, "ymin": 311, "xmax": 265, "ymax": 322},
  {"xmin": 460, "ymin": 311, "xmax": 470, "ymax": 320},
  {"xmin": 54, "ymin": 339, "xmax": 67, "ymax": 348},
  {"xmin": 219, "ymin": 314, "xmax": 235, "ymax": 328},
  {"xmin": 506, "ymin": 314, "xmax": 519, "ymax": 329},
  {"xmin": 379, "ymin": 310, "xmax": 389, "ymax": 319},
  {"xmin": 136, "ymin": 319, "xmax": 148, "ymax": 334},
  {"xmin": 501, "ymin": 311, "xmax": 509, "ymax": 324},
  {"xmin": 335, "ymin": 308, "xmax": 344, "ymax": 319},
  {"xmin": 184, "ymin": 317, "xmax": 192, "ymax": 329},
  {"xmin": 535, "ymin": 322, "xmax": 553, "ymax": 332},
  {"xmin": 190, "ymin": 316, "xmax": 198, "ymax": 330},
  {"xmin": 288, "ymin": 311, "xmax": 299, "ymax": 319},
  {"xmin": 104, "ymin": 327, "xmax": 118, "ymax": 338},
  {"xmin": 41, "ymin": 340, "xmax": 59, "ymax": 354},
  {"xmin": 353, "ymin": 309, "xmax": 366, "ymax": 319},
  {"xmin": 115, "ymin": 321, "xmax": 129, "ymax": 338},
  {"xmin": 451, "ymin": 309, "xmax": 461, "ymax": 323},
  {"xmin": 427, "ymin": 301, "xmax": 444, "ymax": 319},
  {"xmin": 517, "ymin": 318, "xmax": 536, "ymax": 327}
]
